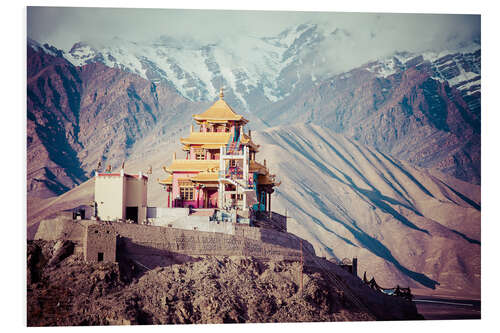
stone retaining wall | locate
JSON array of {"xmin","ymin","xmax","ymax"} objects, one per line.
[
  {"xmin": 84, "ymin": 224, "xmax": 117, "ymax": 263},
  {"xmin": 34, "ymin": 217, "xmax": 88, "ymax": 245},
  {"xmin": 35, "ymin": 216, "xmax": 316, "ymax": 263}
]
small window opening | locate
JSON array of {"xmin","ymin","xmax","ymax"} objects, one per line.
[
  {"xmin": 95, "ymin": 230, "xmax": 99, "ymax": 233},
  {"xmin": 97, "ymin": 252, "xmax": 104, "ymax": 262}
]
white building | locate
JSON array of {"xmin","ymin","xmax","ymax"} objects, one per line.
[{"xmin": 94, "ymin": 169, "xmax": 148, "ymax": 223}]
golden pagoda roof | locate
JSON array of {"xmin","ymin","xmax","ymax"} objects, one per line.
[
  {"xmin": 249, "ymin": 160, "xmax": 268, "ymax": 174},
  {"xmin": 241, "ymin": 133, "xmax": 259, "ymax": 150},
  {"xmin": 190, "ymin": 171, "xmax": 219, "ymax": 182},
  {"xmin": 258, "ymin": 174, "xmax": 277, "ymax": 185},
  {"xmin": 158, "ymin": 172, "xmax": 219, "ymax": 186},
  {"xmin": 159, "ymin": 175, "xmax": 173, "ymax": 185},
  {"xmin": 181, "ymin": 132, "xmax": 231, "ymax": 145},
  {"xmin": 180, "ymin": 132, "xmax": 259, "ymax": 151},
  {"xmin": 193, "ymin": 90, "xmax": 248, "ymax": 123},
  {"xmin": 163, "ymin": 160, "xmax": 220, "ymax": 173}
]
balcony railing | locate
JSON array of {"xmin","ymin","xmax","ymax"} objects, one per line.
[{"xmin": 219, "ymin": 167, "xmax": 243, "ymax": 180}]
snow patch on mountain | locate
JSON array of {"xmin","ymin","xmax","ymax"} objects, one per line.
[
  {"xmin": 28, "ymin": 38, "xmax": 63, "ymax": 57},
  {"xmin": 58, "ymin": 23, "xmax": 480, "ymax": 112},
  {"xmin": 362, "ymin": 43, "xmax": 480, "ymax": 100},
  {"xmin": 61, "ymin": 23, "xmax": 329, "ymax": 109}
]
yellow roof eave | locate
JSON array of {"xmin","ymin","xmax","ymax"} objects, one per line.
[
  {"xmin": 190, "ymin": 172, "xmax": 219, "ymax": 182},
  {"xmin": 158, "ymin": 175, "xmax": 173, "ymax": 185},
  {"xmin": 180, "ymin": 132, "xmax": 231, "ymax": 145},
  {"xmin": 165, "ymin": 159, "xmax": 220, "ymax": 172}
]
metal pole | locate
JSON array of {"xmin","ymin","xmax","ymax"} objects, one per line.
[{"xmin": 300, "ymin": 239, "xmax": 303, "ymax": 296}]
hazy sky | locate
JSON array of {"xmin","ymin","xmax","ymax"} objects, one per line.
[{"xmin": 28, "ymin": 7, "xmax": 480, "ymax": 53}]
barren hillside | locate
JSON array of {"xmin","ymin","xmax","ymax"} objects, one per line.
[
  {"xmin": 28, "ymin": 124, "xmax": 481, "ymax": 299},
  {"xmin": 253, "ymin": 124, "xmax": 480, "ymax": 298},
  {"xmin": 27, "ymin": 240, "xmax": 421, "ymax": 326}
]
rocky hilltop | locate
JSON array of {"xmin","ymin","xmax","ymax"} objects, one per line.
[{"xmin": 27, "ymin": 240, "xmax": 421, "ymax": 326}]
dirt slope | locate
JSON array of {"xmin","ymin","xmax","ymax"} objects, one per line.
[
  {"xmin": 27, "ymin": 240, "xmax": 421, "ymax": 326},
  {"xmin": 252, "ymin": 124, "xmax": 480, "ymax": 298}
]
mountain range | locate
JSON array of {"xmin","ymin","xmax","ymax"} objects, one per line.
[{"xmin": 27, "ymin": 23, "xmax": 481, "ymax": 297}]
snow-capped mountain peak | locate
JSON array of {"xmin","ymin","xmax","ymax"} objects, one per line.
[
  {"xmin": 58, "ymin": 24, "xmax": 480, "ymax": 114},
  {"xmin": 363, "ymin": 43, "xmax": 480, "ymax": 100}
]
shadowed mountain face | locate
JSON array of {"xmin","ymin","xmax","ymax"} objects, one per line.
[
  {"xmin": 255, "ymin": 62, "xmax": 480, "ymax": 184},
  {"xmin": 57, "ymin": 25, "xmax": 480, "ymax": 184},
  {"xmin": 252, "ymin": 124, "xmax": 480, "ymax": 297},
  {"xmin": 27, "ymin": 42, "xmax": 87, "ymax": 199},
  {"xmin": 27, "ymin": 41, "xmax": 204, "ymax": 201}
]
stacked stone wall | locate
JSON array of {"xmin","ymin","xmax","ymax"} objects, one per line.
[
  {"xmin": 115, "ymin": 222, "xmax": 310, "ymax": 261},
  {"xmin": 35, "ymin": 216, "xmax": 316, "ymax": 263},
  {"xmin": 84, "ymin": 224, "xmax": 117, "ymax": 263},
  {"xmin": 34, "ymin": 217, "xmax": 87, "ymax": 245}
]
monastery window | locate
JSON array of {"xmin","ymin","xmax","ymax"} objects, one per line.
[
  {"xmin": 217, "ymin": 125, "xmax": 228, "ymax": 132},
  {"xmin": 237, "ymin": 194, "xmax": 243, "ymax": 201},
  {"xmin": 195, "ymin": 149, "xmax": 205, "ymax": 160},
  {"xmin": 180, "ymin": 187, "xmax": 194, "ymax": 201}
]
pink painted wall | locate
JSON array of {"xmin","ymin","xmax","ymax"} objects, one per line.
[
  {"xmin": 195, "ymin": 187, "xmax": 205, "ymax": 208},
  {"xmin": 208, "ymin": 189, "xmax": 218, "ymax": 208},
  {"xmin": 172, "ymin": 172, "xmax": 209, "ymax": 208},
  {"xmin": 172, "ymin": 172, "xmax": 197, "ymax": 199}
]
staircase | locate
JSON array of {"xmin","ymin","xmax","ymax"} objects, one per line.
[
  {"xmin": 221, "ymin": 176, "xmax": 253, "ymax": 191},
  {"xmin": 226, "ymin": 131, "xmax": 241, "ymax": 155}
]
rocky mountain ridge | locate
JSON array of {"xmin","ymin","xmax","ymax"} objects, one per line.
[
  {"xmin": 59, "ymin": 25, "xmax": 480, "ymax": 117},
  {"xmin": 27, "ymin": 34, "xmax": 481, "ymax": 204},
  {"xmin": 30, "ymin": 25, "xmax": 480, "ymax": 184},
  {"xmin": 254, "ymin": 124, "xmax": 480, "ymax": 297},
  {"xmin": 63, "ymin": 23, "xmax": 324, "ymax": 110},
  {"xmin": 28, "ymin": 39, "xmax": 204, "ymax": 200},
  {"xmin": 256, "ymin": 52, "xmax": 480, "ymax": 183}
]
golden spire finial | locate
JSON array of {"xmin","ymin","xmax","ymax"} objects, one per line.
[{"xmin": 219, "ymin": 87, "xmax": 224, "ymax": 99}]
